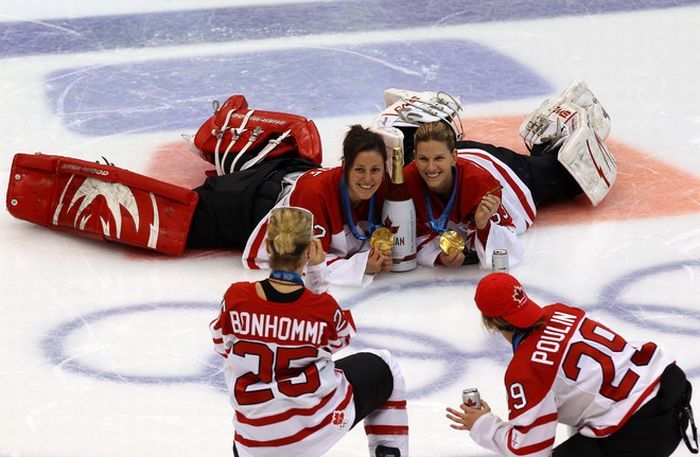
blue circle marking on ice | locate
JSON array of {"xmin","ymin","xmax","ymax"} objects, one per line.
[
  {"xmin": 43, "ymin": 40, "xmax": 551, "ymax": 135},
  {"xmin": 36, "ymin": 278, "xmax": 568, "ymax": 398},
  {"xmin": 41, "ymin": 302, "xmax": 226, "ymax": 389},
  {"xmin": 41, "ymin": 261, "xmax": 700, "ymax": 396}
]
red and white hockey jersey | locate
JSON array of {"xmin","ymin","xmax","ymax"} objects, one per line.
[
  {"xmin": 404, "ymin": 148, "xmax": 536, "ymax": 269},
  {"xmin": 470, "ymin": 303, "xmax": 675, "ymax": 457},
  {"xmin": 210, "ymin": 282, "xmax": 357, "ymax": 457},
  {"xmin": 243, "ymin": 167, "xmax": 388, "ymax": 289}
]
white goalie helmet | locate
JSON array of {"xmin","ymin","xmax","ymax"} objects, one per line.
[
  {"xmin": 371, "ymin": 89, "xmax": 465, "ymax": 163},
  {"xmin": 379, "ymin": 88, "xmax": 465, "ymax": 140}
]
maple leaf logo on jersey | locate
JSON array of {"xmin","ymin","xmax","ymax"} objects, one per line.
[
  {"xmin": 331, "ymin": 410, "xmax": 348, "ymax": 430},
  {"xmin": 512, "ymin": 286, "xmax": 527, "ymax": 308},
  {"xmin": 383, "ymin": 215, "xmax": 400, "ymax": 234}
]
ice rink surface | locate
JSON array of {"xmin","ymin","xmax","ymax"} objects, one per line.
[{"xmin": 2, "ymin": 1, "xmax": 700, "ymax": 456}]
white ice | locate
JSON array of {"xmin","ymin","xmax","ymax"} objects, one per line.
[{"xmin": 1, "ymin": 1, "xmax": 699, "ymax": 456}]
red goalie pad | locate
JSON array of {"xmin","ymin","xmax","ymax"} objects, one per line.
[
  {"xmin": 192, "ymin": 94, "xmax": 322, "ymax": 175},
  {"xmin": 6, "ymin": 153, "xmax": 199, "ymax": 256}
]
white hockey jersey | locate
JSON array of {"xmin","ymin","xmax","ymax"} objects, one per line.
[
  {"xmin": 404, "ymin": 149, "xmax": 536, "ymax": 269},
  {"xmin": 243, "ymin": 167, "xmax": 388, "ymax": 289},
  {"xmin": 210, "ymin": 281, "xmax": 357, "ymax": 457},
  {"xmin": 470, "ymin": 303, "xmax": 675, "ymax": 457}
]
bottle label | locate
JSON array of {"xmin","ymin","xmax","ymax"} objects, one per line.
[{"xmin": 382, "ymin": 198, "xmax": 417, "ymax": 271}]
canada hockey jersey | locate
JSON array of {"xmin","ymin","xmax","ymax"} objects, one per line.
[
  {"xmin": 210, "ymin": 282, "xmax": 357, "ymax": 457},
  {"xmin": 470, "ymin": 303, "xmax": 675, "ymax": 457},
  {"xmin": 404, "ymin": 148, "xmax": 536, "ymax": 269},
  {"xmin": 243, "ymin": 167, "xmax": 388, "ymax": 289}
]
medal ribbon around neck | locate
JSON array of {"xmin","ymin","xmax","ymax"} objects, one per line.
[
  {"xmin": 339, "ymin": 177, "xmax": 379, "ymax": 241},
  {"xmin": 270, "ymin": 270, "xmax": 304, "ymax": 285},
  {"xmin": 425, "ymin": 166, "xmax": 458, "ymax": 234}
]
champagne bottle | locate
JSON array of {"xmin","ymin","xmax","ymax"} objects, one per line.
[{"xmin": 381, "ymin": 146, "xmax": 417, "ymax": 271}]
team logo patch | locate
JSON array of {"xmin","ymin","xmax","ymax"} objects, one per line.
[
  {"xmin": 512, "ymin": 285, "xmax": 527, "ymax": 307},
  {"xmin": 331, "ymin": 410, "xmax": 348, "ymax": 430}
]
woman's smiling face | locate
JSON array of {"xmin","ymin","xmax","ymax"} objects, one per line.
[
  {"xmin": 414, "ymin": 140, "xmax": 457, "ymax": 196},
  {"xmin": 346, "ymin": 150, "xmax": 385, "ymax": 204}
]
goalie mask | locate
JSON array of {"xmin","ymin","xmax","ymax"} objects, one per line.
[{"xmin": 371, "ymin": 89, "xmax": 465, "ymax": 163}]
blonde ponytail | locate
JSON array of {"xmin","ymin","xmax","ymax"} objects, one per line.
[{"xmin": 266, "ymin": 207, "xmax": 313, "ymax": 270}]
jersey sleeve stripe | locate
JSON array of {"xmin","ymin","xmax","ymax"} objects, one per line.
[
  {"xmin": 460, "ymin": 150, "xmax": 537, "ymax": 222},
  {"xmin": 381, "ymin": 400, "xmax": 407, "ymax": 409},
  {"xmin": 245, "ymin": 219, "xmax": 269, "ymax": 269},
  {"xmin": 363, "ymin": 425, "xmax": 410, "ymax": 435},
  {"xmin": 417, "ymin": 232, "xmax": 438, "ymax": 249},
  {"xmin": 513, "ymin": 413, "xmax": 558, "ymax": 433},
  {"xmin": 235, "ymin": 387, "xmax": 338, "ymax": 426},
  {"xmin": 234, "ymin": 384, "xmax": 354, "ymax": 447},
  {"xmin": 326, "ymin": 256, "xmax": 343, "ymax": 266},
  {"xmin": 506, "ymin": 433, "xmax": 556, "ymax": 456}
]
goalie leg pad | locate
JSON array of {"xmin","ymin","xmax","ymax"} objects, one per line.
[
  {"xmin": 6, "ymin": 153, "xmax": 199, "ymax": 255},
  {"xmin": 556, "ymin": 113, "xmax": 617, "ymax": 206}
]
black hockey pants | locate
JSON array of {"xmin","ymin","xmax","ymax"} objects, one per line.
[
  {"xmin": 457, "ymin": 140, "xmax": 583, "ymax": 206},
  {"xmin": 553, "ymin": 363, "xmax": 696, "ymax": 457}
]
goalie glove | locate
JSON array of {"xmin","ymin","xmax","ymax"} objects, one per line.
[{"xmin": 519, "ymin": 80, "xmax": 611, "ymax": 151}]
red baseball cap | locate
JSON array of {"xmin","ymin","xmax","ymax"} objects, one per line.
[{"xmin": 474, "ymin": 273, "xmax": 544, "ymax": 328}]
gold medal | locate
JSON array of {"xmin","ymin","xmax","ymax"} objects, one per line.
[
  {"xmin": 370, "ymin": 227, "xmax": 395, "ymax": 255},
  {"xmin": 439, "ymin": 230, "xmax": 465, "ymax": 255}
]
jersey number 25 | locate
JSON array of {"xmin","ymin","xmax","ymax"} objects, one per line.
[{"xmin": 233, "ymin": 341, "xmax": 321, "ymax": 405}]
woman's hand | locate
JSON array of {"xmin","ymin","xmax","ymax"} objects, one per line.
[
  {"xmin": 439, "ymin": 249, "xmax": 465, "ymax": 268},
  {"xmin": 445, "ymin": 399, "xmax": 492, "ymax": 431},
  {"xmin": 306, "ymin": 238, "xmax": 326, "ymax": 266},
  {"xmin": 365, "ymin": 248, "xmax": 393, "ymax": 274},
  {"xmin": 474, "ymin": 193, "xmax": 501, "ymax": 230}
]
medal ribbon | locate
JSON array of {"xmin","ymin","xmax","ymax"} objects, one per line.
[
  {"xmin": 270, "ymin": 270, "xmax": 304, "ymax": 285},
  {"xmin": 339, "ymin": 178, "xmax": 379, "ymax": 241},
  {"xmin": 425, "ymin": 166, "xmax": 458, "ymax": 234}
]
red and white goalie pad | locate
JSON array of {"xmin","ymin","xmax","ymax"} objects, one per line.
[
  {"xmin": 6, "ymin": 153, "xmax": 199, "ymax": 255},
  {"xmin": 550, "ymin": 102, "xmax": 617, "ymax": 206},
  {"xmin": 519, "ymin": 80, "xmax": 616, "ymax": 206},
  {"xmin": 186, "ymin": 95, "xmax": 322, "ymax": 175}
]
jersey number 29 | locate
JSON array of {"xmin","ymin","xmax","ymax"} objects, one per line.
[{"xmin": 563, "ymin": 318, "xmax": 657, "ymax": 401}]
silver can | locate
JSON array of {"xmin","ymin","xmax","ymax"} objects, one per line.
[
  {"xmin": 461, "ymin": 388, "xmax": 482, "ymax": 409},
  {"xmin": 491, "ymin": 249, "xmax": 509, "ymax": 273}
]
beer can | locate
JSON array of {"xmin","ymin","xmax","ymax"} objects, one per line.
[
  {"xmin": 491, "ymin": 249, "xmax": 509, "ymax": 273},
  {"xmin": 461, "ymin": 388, "xmax": 482, "ymax": 409}
]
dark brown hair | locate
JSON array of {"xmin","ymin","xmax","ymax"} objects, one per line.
[{"xmin": 342, "ymin": 125, "xmax": 387, "ymax": 179}]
